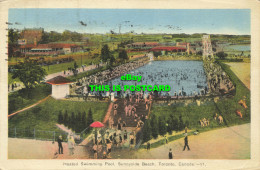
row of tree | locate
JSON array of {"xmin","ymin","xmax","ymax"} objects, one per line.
[
  {"xmin": 57, "ymin": 109, "xmax": 94, "ymax": 133},
  {"xmin": 100, "ymin": 44, "xmax": 129, "ymax": 66},
  {"xmin": 40, "ymin": 30, "xmax": 83, "ymax": 44},
  {"xmin": 142, "ymin": 114, "xmax": 189, "ymax": 143}
]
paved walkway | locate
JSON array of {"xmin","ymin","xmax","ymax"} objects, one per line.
[
  {"xmin": 128, "ymin": 123, "xmax": 250, "ymax": 159},
  {"xmin": 8, "ymin": 138, "xmax": 91, "ymax": 159},
  {"xmin": 8, "ymin": 124, "xmax": 250, "ymax": 159},
  {"xmin": 8, "ymin": 63, "xmax": 105, "ymax": 93},
  {"xmin": 45, "ymin": 64, "xmax": 104, "ymax": 81}
]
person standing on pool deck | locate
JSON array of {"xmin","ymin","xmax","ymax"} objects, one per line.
[
  {"xmin": 57, "ymin": 135, "xmax": 63, "ymax": 154},
  {"xmin": 147, "ymin": 142, "xmax": 151, "ymax": 150},
  {"xmin": 93, "ymin": 144, "xmax": 98, "ymax": 159},
  {"xmin": 183, "ymin": 135, "xmax": 190, "ymax": 151},
  {"xmin": 68, "ymin": 133, "xmax": 75, "ymax": 155},
  {"xmin": 169, "ymin": 148, "xmax": 173, "ymax": 159}
]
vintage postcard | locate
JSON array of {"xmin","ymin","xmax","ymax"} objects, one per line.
[{"xmin": 0, "ymin": 0, "xmax": 259, "ymax": 169}]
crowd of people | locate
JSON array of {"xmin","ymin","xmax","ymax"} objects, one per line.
[
  {"xmin": 90, "ymin": 128, "xmax": 136, "ymax": 159},
  {"xmin": 203, "ymin": 60, "xmax": 235, "ymax": 94},
  {"xmin": 8, "ymin": 83, "xmax": 22, "ymax": 92},
  {"xmin": 111, "ymin": 92, "xmax": 151, "ymax": 130},
  {"xmin": 109, "ymin": 60, "xmax": 209, "ymax": 97},
  {"xmin": 199, "ymin": 118, "xmax": 210, "ymax": 127},
  {"xmin": 72, "ymin": 58, "xmax": 149, "ymax": 95}
]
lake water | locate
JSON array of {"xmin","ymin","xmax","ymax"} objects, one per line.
[
  {"xmin": 224, "ymin": 45, "xmax": 251, "ymax": 52},
  {"xmin": 106, "ymin": 60, "xmax": 208, "ymax": 96}
]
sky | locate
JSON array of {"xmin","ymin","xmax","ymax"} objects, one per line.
[{"xmin": 8, "ymin": 9, "xmax": 250, "ymax": 35}]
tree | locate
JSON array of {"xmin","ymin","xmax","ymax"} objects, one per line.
[
  {"xmin": 8, "ymin": 29, "xmax": 20, "ymax": 58},
  {"xmin": 166, "ymin": 118, "xmax": 173, "ymax": 135},
  {"xmin": 58, "ymin": 111, "xmax": 63, "ymax": 124},
  {"xmin": 49, "ymin": 31, "xmax": 62, "ymax": 42},
  {"xmin": 109, "ymin": 55, "xmax": 116, "ymax": 66},
  {"xmin": 101, "ymin": 44, "xmax": 111, "ymax": 62},
  {"xmin": 86, "ymin": 108, "xmax": 94, "ymax": 131},
  {"xmin": 185, "ymin": 120, "xmax": 189, "ymax": 128},
  {"xmin": 171, "ymin": 116, "xmax": 179, "ymax": 131},
  {"xmin": 63, "ymin": 110, "xmax": 69, "ymax": 126},
  {"xmin": 118, "ymin": 49, "xmax": 128, "ymax": 61},
  {"xmin": 150, "ymin": 114, "xmax": 159, "ymax": 139},
  {"xmin": 142, "ymin": 119, "xmax": 152, "ymax": 143},
  {"xmin": 175, "ymin": 39, "xmax": 183, "ymax": 42},
  {"xmin": 75, "ymin": 112, "xmax": 82, "ymax": 133},
  {"xmin": 61, "ymin": 30, "xmax": 72, "ymax": 41},
  {"xmin": 72, "ymin": 62, "xmax": 79, "ymax": 76},
  {"xmin": 153, "ymin": 51, "xmax": 162, "ymax": 58},
  {"xmin": 12, "ymin": 58, "xmax": 47, "ymax": 89},
  {"xmin": 39, "ymin": 31, "xmax": 49, "ymax": 44},
  {"xmin": 196, "ymin": 51, "xmax": 203, "ymax": 56},
  {"xmin": 81, "ymin": 111, "xmax": 87, "ymax": 130},
  {"xmin": 216, "ymin": 51, "xmax": 228, "ymax": 59},
  {"xmin": 178, "ymin": 115, "xmax": 185, "ymax": 131},
  {"xmin": 69, "ymin": 112, "xmax": 76, "ymax": 129},
  {"xmin": 158, "ymin": 116, "xmax": 167, "ymax": 136}
]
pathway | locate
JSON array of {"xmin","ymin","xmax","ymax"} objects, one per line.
[
  {"xmin": 8, "ymin": 95, "xmax": 51, "ymax": 118},
  {"xmin": 45, "ymin": 64, "xmax": 104, "ymax": 81},
  {"xmin": 8, "ymin": 123, "xmax": 250, "ymax": 159},
  {"xmin": 114, "ymin": 123, "xmax": 250, "ymax": 159},
  {"xmin": 8, "ymin": 63, "xmax": 105, "ymax": 93}
]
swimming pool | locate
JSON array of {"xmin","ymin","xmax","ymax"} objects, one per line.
[{"xmin": 106, "ymin": 60, "xmax": 208, "ymax": 96}]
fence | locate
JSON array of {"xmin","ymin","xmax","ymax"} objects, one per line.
[{"xmin": 8, "ymin": 127, "xmax": 83, "ymax": 143}]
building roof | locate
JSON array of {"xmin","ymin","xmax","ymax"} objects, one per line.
[
  {"xmin": 20, "ymin": 44, "xmax": 36, "ymax": 49},
  {"xmin": 177, "ymin": 42, "xmax": 190, "ymax": 45},
  {"xmin": 150, "ymin": 46, "xmax": 186, "ymax": 51},
  {"xmin": 20, "ymin": 43, "xmax": 80, "ymax": 49},
  {"xmin": 46, "ymin": 76, "xmax": 73, "ymax": 85},
  {"xmin": 131, "ymin": 42, "xmax": 159, "ymax": 46}
]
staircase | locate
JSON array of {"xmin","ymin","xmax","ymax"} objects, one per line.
[{"xmin": 111, "ymin": 97, "xmax": 149, "ymax": 127}]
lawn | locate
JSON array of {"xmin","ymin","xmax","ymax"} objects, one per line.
[
  {"xmin": 42, "ymin": 52, "xmax": 101, "ymax": 75},
  {"xmin": 8, "ymin": 97, "xmax": 109, "ymax": 132},
  {"xmin": 225, "ymin": 62, "xmax": 250, "ymax": 89},
  {"xmin": 8, "ymin": 73, "xmax": 21, "ymax": 84},
  {"xmin": 8, "ymin": 84, "xmax": 51, "ymax": 114},
  {"xmin": 147, "ymin": 61, "xmax": 250, "ymax": 143}
]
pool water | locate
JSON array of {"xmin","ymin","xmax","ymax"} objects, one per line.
[{"xmin": 107, "ymin": 60, "xmax": 208, "ymax": 96}]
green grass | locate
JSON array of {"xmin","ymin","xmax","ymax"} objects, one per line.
[
  {"xmin": 42, "ymin": 61, "xmax": 75, "ymax": 74},
  {"xmin": 8, "ymin": 97, "xmax": 109, "ymax": 132},
  {"xmin": 146, "ymin": 61, "xmax": 250, "ymax": 146},
  {"xmin": 8, "ymin": 73, "xmax": 21, "ymax": 84},
  {"xmin": 215, "ymin": 62, "xmax": 250, "ymax": 124},
  {"xmin": 139, "ymin": 131, "xmax": 195, "ymax": 149},
  {"xmin": 151, "ymin": 100, "xmax": 223, "ymax": 129},
  {"xmin": 42, "ymin": 55, "xmax": 100, "ymax": 75},
  {"xmin": 68, "ymin": 65, "xmax": 109, "ymax": 82},
  {"xmin": 8, "ymin": 84, "xmax": 51, "ymax": 114}
]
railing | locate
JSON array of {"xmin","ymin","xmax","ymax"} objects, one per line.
[{"xmin": 8, "ymin": 127, "xmax": 83, "ymax": 143}]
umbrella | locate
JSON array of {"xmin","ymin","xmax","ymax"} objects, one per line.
[
  {"xmin": 90, "ymin": 121, "xmax": 104, "ymax": 146},
  {"xmin": 90, "ymin": 121, "xmax": 104, "ymax": 128}
]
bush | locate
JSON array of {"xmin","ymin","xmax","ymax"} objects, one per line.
[
  {"xmin": 142, "ymin": 119, "xmax": 152, "ymax": 143},
  {"xmin": 150, "ymin": 114, "xmax": 159, "ymax": 139}
]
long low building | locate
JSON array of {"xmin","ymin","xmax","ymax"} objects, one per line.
[
  {"xmin": 19, "ymin": 43, "xmax": 83, "ymax": 56},
  {"xmin": 127, "ymin": 42, "xmax": 160, "ymax": 49},
  {"xmin": 149, "ymin": 46, "xmax": 187, "ymax": 52}
]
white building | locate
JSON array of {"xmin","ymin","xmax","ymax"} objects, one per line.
[{"xmin": 46, "ymin": 76, "xmax": 74, "ymax": 99}]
